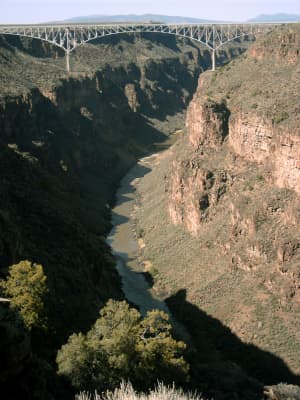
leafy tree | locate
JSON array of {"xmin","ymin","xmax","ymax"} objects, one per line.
[
  {"xmin": 56, "ymin": 300, "xmax": 189, "ymax": 391},
  {"xmin": 56, "ymin": 332, "xmax": 101, "ymax": 390},
  {"xmin": 136, "ymin": 310, "xmax": 189, "ymax": 386},
  {"xmin": 0, "ymin": 260, "xmax": 48, "ymax": 330},
  {"xmin": 88, "ymin": 300, "xmax": 141, "ymax": 386}
]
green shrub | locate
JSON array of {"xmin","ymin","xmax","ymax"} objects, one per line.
[
  {"xmin": 149, "ymin": 266, "xmax": 159, "ymax": 278},
  {"xmin": 274, "ymin": 111, "xmax": 289, "ymax": 124},
  {"xmin": 255, "ymin": 174, "xmax": 264, "ymax": 182},
  {"xmin": 137, "ymin": 228, "xmax": 145, "ymax": 238},
  {"xmin": 57, "ymin": 300, "xmax": 189, "ymax": 391},
  {"xmin": 0, "ymin": 260, "xmax": 48, "ymax": 330}
]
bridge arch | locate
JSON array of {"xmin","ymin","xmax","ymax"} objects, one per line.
[{"xmin": 0, "ymin": 32, "xmax": 66, "ymax": 52}]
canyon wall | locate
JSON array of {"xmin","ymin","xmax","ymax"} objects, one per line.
[
  {"xmin": 169, "ymin": 24, "xmax": 300, "ymax": 234},
  {"xmin": 185, "ymin": 97, "xmax": 300, "ymax": 197},
  {"xmin": 167, "ymin": 86, "xmax": 300, "ymax": 314},
  {"xmin": 157, "ymin": 24, "xmax": 300, "ymax": 382}
]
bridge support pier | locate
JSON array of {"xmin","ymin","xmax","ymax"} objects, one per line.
[
  {"xmin": 212, "ymin": 48, "xmax": 216, "ymax": 71},
  {"xmin": 66, "ymin": 50, "xmax": 70, "ymax": 73},
  {"xmin": 66, "ymin": 28, "xmax": 71, "ymax": 73}
]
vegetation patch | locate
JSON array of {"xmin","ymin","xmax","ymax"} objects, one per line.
[
  {"xmin": 273, "ymin": 111, "xmax": 289, "ymax": 124},
  {"xmin": 57, "ymin": 300, "xmax": 189, "ymax": 392}
]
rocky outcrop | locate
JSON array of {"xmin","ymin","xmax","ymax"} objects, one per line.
[
  {"xmin": 186, "ymin": 95, "xmax": 230, "ymax": 150},
  {"xmin": 166, "ymin": 92, "xmax": 231, "ymax": 235},
  {"xmin": 124, "ymin": 83, "xmax": 140, "ymax": 112},
  {"xmin": 168, "ymin": 159, "xmax": 228, "ymax": 235},
  {"xmin": 184, "ymin": 73, "xmax": 300, "ymax": 196},
  {"xmin": 250, "ymin": 28, "xmax": 300, "ymax": 64},
  {"xmin": 229, "ymin": 113, "xmax": 300, "ymax": 194}
]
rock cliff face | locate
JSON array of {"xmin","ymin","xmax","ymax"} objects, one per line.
[
  {"xmin": 249, "ymin": 26, "xmax": 300, "ymax": 64},
  {"xmin": 184, "ymin": 97, "xmax": 300, "ymax": 198},
  {"xmin": 169, "ymin": 24, "xmax": 300, "ymax": 233},
  {"xmin": 229, "ymin": 114, "xmax": 300, "ymax": 194},
  {"xmin": 187, "ymin": 96, "xmax": 230, "ymax": 150},
  {"xmin": 124, "ymin": 83, "xmax": 140, "ymax": 112},
  {"xmin": 168, "ymin": 57, "xmax": 300, "ymax": 310},
  {"xmin": 168, "ymin": 158, "xmax": 228, "ymax": 235}
]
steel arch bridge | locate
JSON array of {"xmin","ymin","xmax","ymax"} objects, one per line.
[{"xmin": 0, "ymin": 23, "xmax": 275, "ymax": 72}]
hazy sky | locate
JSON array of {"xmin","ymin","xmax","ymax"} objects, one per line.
[{"xmin": 1, "ymin": 0, "xmax": 300, "ymax": 24}]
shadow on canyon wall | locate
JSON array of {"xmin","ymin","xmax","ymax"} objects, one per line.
[{"xmin": 166, "ymin": 289, "xmax": 300, "ymax": 398}]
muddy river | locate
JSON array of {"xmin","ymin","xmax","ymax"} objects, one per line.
[{"xmin": 106, "ymin": 152, "xmax": 170, "ymax": 315}]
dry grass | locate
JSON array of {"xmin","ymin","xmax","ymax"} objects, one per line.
[{"xmin": 76, "ymin": 382, "xmax": 203, "ymax": 400}]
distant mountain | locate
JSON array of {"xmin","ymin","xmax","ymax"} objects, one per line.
[
  {"xmin": 51, "ymin": 14, "xmax": 221, "ymax": 24},
  {"xmin": 49, "ymin": 12, "xmax": 300, "ymax": 25},
  {"xmin": 248, "ymin": 13, "xmax": 300, "ymax": 22}
]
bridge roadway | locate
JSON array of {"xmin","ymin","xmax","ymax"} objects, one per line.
[{"xmin": 0, "ymin": 23, "xmax": 277, "ymax": 72}]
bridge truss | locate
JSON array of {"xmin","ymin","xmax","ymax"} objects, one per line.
[{"xmin": 0, "ymin": 23, "xmax": 275, "ymax": 72}]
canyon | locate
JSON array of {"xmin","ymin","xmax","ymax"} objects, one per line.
[{"xmin": 0, "ymin": 23, "xmax": 299, "ymax": 400}]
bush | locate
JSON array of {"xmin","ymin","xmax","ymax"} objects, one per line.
[
  {"xmin": 274, "ymin": 111, "xmax": 289, "ymax": 124},
  {"xmin": 137, "ymin": 228, "xmax": 145, "ymax": 238},
  {"xmin": 149, "ymin": 266, "xmax": 159, "ymax": 279},
  {"xmin": 255, "ymin": 174, "xmax": 264, "ymax": 182},
  {"xmin": 0, "ymin": 260, "xmax": 48, "ymax": 330},
  {"xmin": 57, "ymin": 300, "xmax": 189, "ymax": 391}
]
